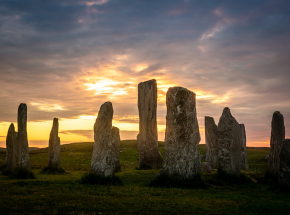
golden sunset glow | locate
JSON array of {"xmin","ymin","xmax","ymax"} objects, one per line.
[{"xmin": 31, "ymin": 102, "xmax": 65, "ymax": 111}]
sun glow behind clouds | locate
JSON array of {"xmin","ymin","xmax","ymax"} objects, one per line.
[{"xmin": 31, "ymin": 102, "xmax": 64, "ymax": 111}]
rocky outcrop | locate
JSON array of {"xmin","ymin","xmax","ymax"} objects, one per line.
[
  {"xmin": 205, "ymin": 116, "xmax": 219, "ymax": 169},
  {"xmin": 200, "ymin": 162, "xmax": 212, "ymax": 173},
  {"xmin": 268, "ymin": 111, "xmax": 285, "ymax": 176},
  {"xmin": 240, "ymin": 124, "xmax": 249, "ymax": 170},
  {"xmin": 91, "ymin": 102, "xmax": 121, "ymax": 176},
  {"xmin": 137, "ymin": 79, "xmax": 163, "ymax": 169},
  {"xmin": 218, "ymin": 107, "xmax": 241, "ymax": 175},
  {"xmin": 17, "ymin": 103, "xmax": 31, "ymax": 170},
  {"xmin": 5, "ymin": 123, "xmax": 18, "ymax": 171},
  {"xmin": 159, "ymin": 87, "xmax": 200, "ymax": 179},
  {"xmin": 278, "ymin": 139, "xmax": 290, "ymax": 187},
  {"xmin": 48, "ymin": 118, "xmax": 61, "ymax": 168}
]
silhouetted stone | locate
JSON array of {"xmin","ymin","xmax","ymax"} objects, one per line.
[
  {"xmin": 159, "ymin": 87, "xmax": 200, "ymax": 179},
  {"xmin": 48, "ymin": 118, "xmax": 61, "ymax": 168},
  {"xmin": 91, "ymin": 102, "xmax": 120, "ymax": 176},
  {"xmin": 17, "ymin": 103, "xmax": 31, "ymax": 170},
  {"xmin": 218, "ymin": 107, "xmax": 241, "ymax": 175},
  {"xmin": 112, "ymin": 126, "xmax": 121, "ymax": 172},
  {"xmin": 240, "ymin": 124, "xmax": 249, "ymax": 170},
  {"xmin": 205, "ymin": 116, "xmax": 219, "ymax": 169},
  {"xmin": 268, "ymin": 111, "xmax": 285, "ymax": 176},
  {"xmin": 278, "ymin": 139, "xmax": 290, "ymax": 186},
  {"xmin": 137, "ymin": 79, "xmax": 163, "ymax": 169},
  {"xmin": 5, "ymin": 123, "xmax": 17, "ymax": 171},
  {"xmin": 200, "ymin": 162, "xmax": 212, "ymax": 173}
]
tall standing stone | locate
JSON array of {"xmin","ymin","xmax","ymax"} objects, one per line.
[
  {"xmin": 48, "ymin": 118, "xmax": 61, "ymax": 168},
  {"xmin": 205, "ymin": 116, "xmax": 219, "ymax": 169},
  {"xmin": 240, "ymin": 124, "xmax": 249, "ymax": 170},
  {"xmin": 218, "ymin": 107, "xmax": 241, "ymax": 175},
  {"xmin": 137, "ymin": 79, "xmax": 163, "ymax": 169},
  {"xmin": 17, "ymin": 103, "xmax": 31, "ymax": 170},
  {"xmin": 268, "ymin": 111, "xmax": 285, "ymax": 176},
  {"xmin": 159, "ymin": 87, "xmax": 200, "ymax": 179},
  {"xmin": 278, "ymin": 139, "xmax": 290, "ymax": 187},
  {"xmin": 5, "ymin": 123, "xmax": 18, "ymax": 171},
  {"xmin": 91, "ymin": 102, "xmax": 121, "ymax": 176}
]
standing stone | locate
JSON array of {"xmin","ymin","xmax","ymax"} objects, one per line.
[
  {"xmin": 278, "ymin": 139, "xmax": 290, "ymax": 186},
  {"xmin": 48, "ymin": 118, "xmax": 61, "ymax": 168},
  {"xmin": 268, "ymin": 111, "xmax": 285, "ymax": 176},
  {"xmin": 200, "ymin": 162, "xmax": 212, "ymax": 173},
  {"xmin": 91, "ymin": 102, "xmax": 121, "ymax": 176},
  {"xmin": 112, "ymin": 126, "xmax": 121, "ymax": 172},
  {"xmin": 159, "ymin": 87, "xmax": 200, "ymax": 179},
  {"xmin": 205, "ymin": 116, "xmax": 219, "ymax": 169},
  {"xmin": 137, "ymin": 79, "xmax": 163, "ymax": 169},
  {"xmin": 5, "ymin": 123, "xmax": 18, "ymax": 171},
  {"xmin": 240, "ymin": 124, "xmax": 249, "ymax": 170},
  {"xmin": 17, "ymin": 103, "xmax": 31, "ymax": 170},
  {"xmin": 218, "ymin": 107, "xmax": 241, "ymax": 175}
]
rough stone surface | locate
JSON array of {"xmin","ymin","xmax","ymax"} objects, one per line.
[
  {"xmin": 48, "ymin": 118, "xmax": 61, "ymax": 168},
  {"xmin": 205, "ymin": 116, "xmax": 219, "ymax": 169},
  {"xmin": 278, "ymin": 139, "xmax": 290, "ymax": 186},
  {"xmin": 5, "ymin": 123, "xmax": 17, "ymax": 171},
  {"xmin": 17, "ymin": 103, "xmax": 31, "ymax": 170},
  {"xmin": 240, "ymin": 124, "xmax": 249, "ymax": 170},
  {"xmin": 112, "ymin": 126, "xmax": 121, "ymax": 172},
  {"xmin": 218, "ymin": 107, "xmax": 241, "ymax": 175},
  {"xmin": 159, "ymin": 87, "xmax": 200, "ymax": 179},
  {"xmin": 137, "ymin": 79, "xmax": 163, "ymax": 169},
  {"xmin": 268, "ymin": 111, "xmax": 285, "ymax": 176},
  {"xmin": 91, "ymin": 102, "xmax": 121, "ymax": 176},
  {"xmin": 200, "ymin": 162, "xmax": 212, "ymax": 173}
]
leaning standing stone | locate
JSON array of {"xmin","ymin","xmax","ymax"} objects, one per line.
[
  {"xmin": 278, "ymin": 139, "xmax": 290, "ymax": 186},
  {"xmin": 240, "ymin": 124, "xmax": 249, "ymax": 170},
  {"xmin": 91, "ymin": 102, "xmax": 121, "ymax": 177},
  {"xmin": 268, "ymin": 111, "xmax": 285, "ymax": 176},
  {"xmin": 137, "ymin": 79, "xmax": 163, "ymax": 169},
  {"xmin": 159, "ymin": 87, "xmax": 201, "ymax": 179},
  {"xmin": 5, "ymin": 123, "xmax": 17, "ymax": 171},
  {"xmin": 218, "ymin": 107, "xmax": 241, "ymax": 175},
  {"xmin": 205, "ymin": 116, "xmax": 219, "ymax": 169},
  {"xmin": 48, "ymin": 118, "xmax": 61, "ymax": 168},
  {"xmin": 17, "ymin": 103, "xmax": 31, "ymax": 170}
]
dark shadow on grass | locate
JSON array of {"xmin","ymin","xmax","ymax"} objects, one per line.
[
  {"xmin": 261, "ymin": 170, "xmax": 290, "ymax": 192},
  {"xmin": 40, "ymin": 166, "xmax": 66, "ymax": 174},
  {"xmin": 149, "ymin": 173, "xmax": 206, "ymax": 189},
  {"xmin": 207, "ymin": 168, "xmax": 254, "ymax": 186},
  {"xmin": 9, "ymin": 168, "xmax": 35, "ymax": 179},
  {"xmin": 80, "ymin": 172, "xmax": 123, "ymax": 186}
]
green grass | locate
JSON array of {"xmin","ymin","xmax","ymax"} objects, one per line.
[{"xmin": 0, "ymin": 140, "xmax": 289, "ymax": 214}]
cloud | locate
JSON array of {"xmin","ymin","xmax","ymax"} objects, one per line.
[{"xmin": 0, "ymin": 0, "xmax": 290, "ymax": 145}]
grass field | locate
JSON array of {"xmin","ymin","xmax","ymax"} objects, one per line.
[{"xmin": 0, "ymin": 140, "xmax": 289, "ymax": 214}]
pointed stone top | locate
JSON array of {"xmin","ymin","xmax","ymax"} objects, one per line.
[
  {"xmin": 221, "ymin": 107, "xmax": 233, "ymax": 117},
  {"xmin": 274, "ymin": 111, "xmax": 282, "ymax": 116},
  {"xmin": 98, "ymin": 102, "xmax": 113, "ymax": 121},
  {"xmin": 8, "ymin": 123, "xmax": 15, "ymax": 131}
]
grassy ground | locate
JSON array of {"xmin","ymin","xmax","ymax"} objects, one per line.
[{"xmin": 0, "ymin": 140, "xmax": 289, "ymax": 214}]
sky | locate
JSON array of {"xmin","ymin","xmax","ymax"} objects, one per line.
[{"xmin": 0, "ymin": 0, "xmax": 289, "ymax": 148}]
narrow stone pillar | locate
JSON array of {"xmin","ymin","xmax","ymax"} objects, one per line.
[
  {"xmin": 17, "ymin": 103, "xmax": 31, "ymax": 170},
  {"xmin": 240, "ymin": 124, "xmax": 249, "ymax": 170},
  {"xmin": 91, "ymin": 102, "xmax": 121, "ymax": 176},
  {"xmin": 48, "ymin": 118, "xmax": 61, "ymax": 168},
  {"xmin": 217, "ymin": 107, "xmax": 241, "ymax": 175},
  {"xmin": 268, "ymin": 111, "xmax": 285, "ymax": 176},
  {"xmin": 5, "ymin": 123, "xmax": 17, "ymax": 171},
  {"xmin": 159, "ymin": 87, "xmax": 201, "ymax": 179},
  {"xmin": 205, "ymin": 116, "xmax": 219, "ymax": 169},
  {"xmin": 278, "ymin": 139, "xmax": 290, "ymax": 186},
  {"xmin": 137, "ymin": 79, "xmax": 163, "ymax": 169}
]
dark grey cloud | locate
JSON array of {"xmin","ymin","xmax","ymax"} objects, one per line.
[{"xmin": 0, "ymin": 0, "xmax": 289, "ymax": 145}]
